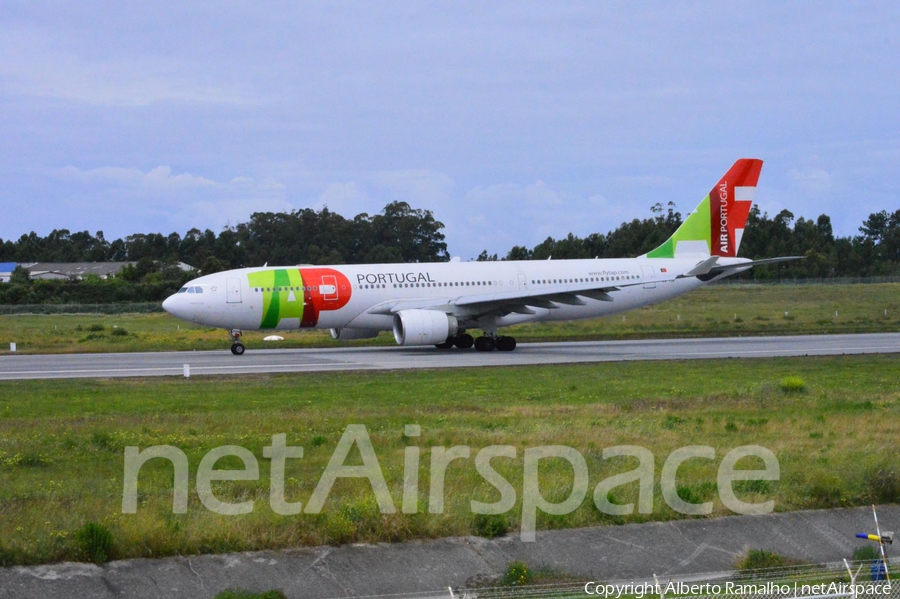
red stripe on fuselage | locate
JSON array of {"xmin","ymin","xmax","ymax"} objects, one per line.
[{"xmin": 298, "ymin": 267, "xmax": 352, "ymax": 327}]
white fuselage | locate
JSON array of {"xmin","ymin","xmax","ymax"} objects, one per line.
[{"xmin": 161, "ymin": 256, "xmax": 736, "ymax": 336}]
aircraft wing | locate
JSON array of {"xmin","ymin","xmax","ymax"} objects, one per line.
[{"xmin": 365, "ymin": 279, "xmax": 653, "ymax": 319}]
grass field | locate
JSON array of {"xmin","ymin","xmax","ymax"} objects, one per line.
[
  {"xmin": 1, "ymin": 355, "xmax": 899, "ymax": 565},
  {"xmin": 0, "ymin": 283, "xmax": 899, "ymax": 354}
]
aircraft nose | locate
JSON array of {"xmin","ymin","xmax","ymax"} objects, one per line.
[{"xmin": 162, "ymin": 294, "xmax": 177, "ymax": 315}]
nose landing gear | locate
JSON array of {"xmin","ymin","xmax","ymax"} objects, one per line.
[{"xmin": 229, "ymin": 329, "xmax": 245, "ymax": 355}]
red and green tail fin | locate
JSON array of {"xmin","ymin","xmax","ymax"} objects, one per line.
[{"xmin": 646, "ymin": 159, "xmax": 763, "ymax": 259}]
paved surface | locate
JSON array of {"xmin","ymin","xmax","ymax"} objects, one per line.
[
  {"xmin": 1, "ymin": 333, "xmax": 899, "ymax": 380},
  {"xmin": 1, "ymin": 505, "xmax": 898, "ymax": 599}
]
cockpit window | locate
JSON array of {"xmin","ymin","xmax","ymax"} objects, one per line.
[
  {"xmin": 193, "ymin": 286, "xmax": 203, "ymax": 293},
  {"xmin": 177, "ymin": 287, "xmax": 188, "ymax": 293}
]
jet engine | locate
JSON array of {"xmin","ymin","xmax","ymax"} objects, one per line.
[
  {"xmin": 330, "ymin": 328, "xmax": 381, "ymax": 340},
  {"xmin": 392, "ymin": 310, "xmax": 458, "ymax": 346}
]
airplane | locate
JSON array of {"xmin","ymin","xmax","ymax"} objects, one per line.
[{"xmin": 162, "ymin": 159, "xmax": 799, "ymax": 354}]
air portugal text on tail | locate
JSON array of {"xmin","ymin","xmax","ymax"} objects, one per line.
[{"xmin": 162, "ymin": 159, "xmax": 801, "ymax": 355}]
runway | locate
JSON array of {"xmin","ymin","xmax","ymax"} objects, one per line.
[{"xmin": 1, "ymin": 333, "xmax": 898, "ymax": 380}]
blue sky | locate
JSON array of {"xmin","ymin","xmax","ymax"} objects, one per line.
[{"xmin": 1, "ymin": 2, "xmax": 898, "ymax": 260}]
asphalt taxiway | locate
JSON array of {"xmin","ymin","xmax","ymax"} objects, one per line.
[{"xmin": 1, "ymin": 333, "xmax": 898, "ymax": 380}]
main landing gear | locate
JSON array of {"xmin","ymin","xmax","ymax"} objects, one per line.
[
  {"xmin": 435, "ymin": 333, "xmax": 473, "ymax": 349},
  {"xmin": 436, "ymin": 333, "xmax": 517, "ymax": 352},
  {"xmin": 229, "ymin": 329, "xmax": 245, "ymax": 355}
]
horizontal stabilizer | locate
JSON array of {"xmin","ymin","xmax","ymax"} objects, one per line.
[
  {"xmin": 711, "ymin": 256, "xmax": 804, "ymax": 274},
  {"xmin": 684, "ymin": 256, "xmax": 722, "ymax": 277},
  {"xmin": 679, "ymin": 256, "xmax": 804, "ymax": 280}
]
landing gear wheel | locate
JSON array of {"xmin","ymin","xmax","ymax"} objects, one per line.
[
  {"xmin": 435, "ymin": 338, "xmax": 455, "ymax": 349},
  {"xmin": 496, "ymin": 336, "xmax": 517, "ymax": 351},
  {"xmin": 474, "ymin": 336, "xmax": 496, "ymax": 352},
  {"xmin": 228, "ymin": 329, "xmax": 245, "ymax": 355},
  {"xmin": 454, "ymin": 333, "xmax": 474, "ymax": 349}
]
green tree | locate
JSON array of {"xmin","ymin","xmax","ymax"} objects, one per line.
[{"xmin": 9, "ymin": 265, "xmax": 31, "ymax": 286}]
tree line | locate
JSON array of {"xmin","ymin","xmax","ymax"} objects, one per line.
[
  {"xmin": 0, "ymin": 201, "xmax": 449, "ymax": 272},
  {"xmin": 1, "ymin": 200, "xmax": 899, "ymax": 305},
  {"xmin": 478, "ymin": 203, "xmax": 900, "ymax": 280},
  {"xmin": 0, "ymin": 202, "xmax": 449, "ymax": 304}
]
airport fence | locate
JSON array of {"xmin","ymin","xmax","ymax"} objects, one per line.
[
  {"xmin": 715, "ymin": 276, "xmax": 900, "ymax": 286},
  {"xmin": 451, "ymin": 559, "xmax": 898, "ymax": 599},
  {"xmin": 0, "ymin": 302, "xmax": 164, "ymax": 315}
]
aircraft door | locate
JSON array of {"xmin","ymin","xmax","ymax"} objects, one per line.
[
  {"xmin": 226, "ymin": 278, "xmax": 242, "ymax": 303},
  {"xmin": 321, "ymin": 275, "xmax": 339, "ymax": 301},
  {"xmin": 518, "ymin": 273, "xmax": 527, "ymax": 291},
  {"xmin": 641, "ymin": 265, "xmax": 656, "ymax": 289}
]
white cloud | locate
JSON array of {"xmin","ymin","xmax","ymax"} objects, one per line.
[
  {"xmin": 316, "ymin": 182, "xmax": 370, "ymax": 216},
  {"xmin": 145, "ymin": 166, "xmax": 216, "ymax": 189},
  {"xmin": 587, "ymin": 193, "xmax": 607, "ymax": 206},
  {"xmin": 370, "ymin": 169, "xmax": 455, "ymax": 204},
  {"xmin": 788, "ymin": 167, "xmax": 834, "ymax": 193},
  {"xmin": 259, "ymin": 177, "xmax": 286, "ymax": 191},
  {"xmin": 48, "ymin": 163, "xmax": 292, "ymax": 234},
  {"xmin": 464, "ymin": 183, "xmax": 519, "ymax": 205},
  {"xmin": 464, "ymin": 180, "xmax": 563, "ymax": 208},
  {"xmin": 55, "ymin": 165, "xmax": 288, "ymax": 196},
  {"xmin": 58, "ymin": 165, "xmax": 215, "ymax": 190},
  {"xmin": 523, "ymin": 180, "xmax": 562, "ymax": 206},
  {"xmin": 466, "ymin": 214, "xmax": 489, "ymax": 227},
  {"xmin": 175, "ymin": 198, "xmax": 296, "ymax": 232},
  {"xmin": 608, "ymin": 175, "xmax": 674, "ymax": 188},
  {"xmin": 306, "ymin": 170, "xmax": 456, "ymax": 222},
  {"xmin": 0, "ymin": 28, "xmax": 255, "ymax": 107}
]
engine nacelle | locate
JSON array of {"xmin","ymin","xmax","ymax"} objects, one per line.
[
  {"xmin": 392, "ymin": 310, "xmax": 458, "ymax": 346},
  {"xmin": 330, "ymin": 328, "xmax": 380, "ymax": 340}
]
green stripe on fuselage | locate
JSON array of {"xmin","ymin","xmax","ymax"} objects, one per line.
[{"xmin": 247, "ymin": 269, "xmax": 305, "ymax": 329}]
